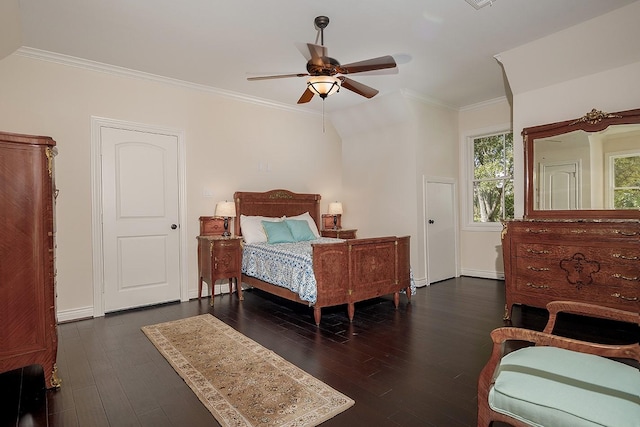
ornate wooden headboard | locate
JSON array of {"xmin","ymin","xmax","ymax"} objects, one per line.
[{"xmin": 233, "ymin": 189, "xmax": 321, "ymax": 236}]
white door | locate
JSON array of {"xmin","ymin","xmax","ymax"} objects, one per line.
[
  {"xmin": 101, "ymin": 127, "xmax": 181, "ymax": 312},
  {"xmin": 425, "ymin": 180, "xmax": 457, "ymax": 284},
  {"xmin": 540, "ymin": 161, "xmax": 578, "ymax": 210}
]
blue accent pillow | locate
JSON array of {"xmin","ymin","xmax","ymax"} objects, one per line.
[
  {"xmin": 261, "ymin": 220, "xmax": 295, "ymax": 244},
  {"xmin": 285, "ymin": 219, "xmax": 317, "ymax": 242}
]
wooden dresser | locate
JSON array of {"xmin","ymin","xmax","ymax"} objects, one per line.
[
  {"xmin": 0, "ymin": 132, "xmax": 60, "ymax": 389},
  {"xmin": 502, "ymin": 219, "xmax": 639, "ymax": 320}
]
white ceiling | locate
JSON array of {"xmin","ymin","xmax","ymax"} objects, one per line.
[{"xmin": 14, "ymin": 0, "xmax": 637, "ymax": 112}]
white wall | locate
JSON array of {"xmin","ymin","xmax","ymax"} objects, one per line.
[
  {"xmin": 510, "ymin": 61, "xmax": 640, "ymax": 220},
  {"xmin": 458, "ymin": 99, "xmax": 512, "ymax": 279},
  {"xmin": 456, "ymin": 2, "xmax": 640, "ymax": 280},
  {"xmin": 498, "ymin": 1, "xmax": 640, "ymax": 218},
  {"xmin": 0, "ymin": 53, "xmax": 343, "ymax": 319},
  {"xmin": 339, "ymin": 92, "xmax": 459, "ymax": 285}
]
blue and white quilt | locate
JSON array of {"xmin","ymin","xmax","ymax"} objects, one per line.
[
  {"xmin": 242, "ymin": 238, "xmax": 417, "ymax": 305},
  {"xmin": 242, "ymin": 238, "xmax": 342, "ymax": 304}
]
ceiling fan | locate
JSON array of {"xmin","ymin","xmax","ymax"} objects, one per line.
[{"xmin": 247, "ymin": 16, "xmax": 398, "ymax": 104}]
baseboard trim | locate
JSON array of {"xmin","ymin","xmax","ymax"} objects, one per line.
[
  {"xmin": 414, "ymin": 276, "xmax": 429, "ymax": 287},
  {"xmin": 57, "ymin": 306, "xmax": 94, "ymax": 323},
  {"xmin": 460, "ymin": 268, "xmax": 504, "ymax": 280},
  {"xmin": 59, "ymin": 277, "xmax": 433, "ymax": 322}
]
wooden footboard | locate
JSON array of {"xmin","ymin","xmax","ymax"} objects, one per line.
[{"xmin": 313, "ymin": 236, "xmax": 412, "ymax": 324}]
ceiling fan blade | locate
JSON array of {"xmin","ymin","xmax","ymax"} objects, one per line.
[
  {"xmin": 339, "ymin": 55, "xmax": 397, "ymax": 74},
  {"xmin": 297, "ymin": 88, "xmax": 315, "ymax": 104},
  {"xmin": 247, "ymin": 73, "xmax": 308, "ymax": 81},
  {"xmin": 339, "ymin": 77, "xmax": 379, "ymax": 99},
  {"xmin": 300, "ymin": 43, "xmax": 327, "ymax": 66},
  {"xmin": 295, "ymin": 43, "xmax": 311, "ymax": 61}
]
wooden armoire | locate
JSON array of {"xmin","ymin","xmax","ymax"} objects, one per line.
[{"xmin": 0, "ymin": 131, "xmax": 61, "ymax": 389}]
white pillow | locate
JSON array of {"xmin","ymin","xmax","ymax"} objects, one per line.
[
  {"xmin": 285, "ymin": 212, "xmax": 320, "ymax": 238},
  {"xmin": 240, "ymin": 215, "xmax": 281, "ymax": 244}
]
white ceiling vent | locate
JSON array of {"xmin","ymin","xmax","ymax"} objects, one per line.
[{"xmin": 465, "ymin": 0, "xmax": 496, "ymax": 10}]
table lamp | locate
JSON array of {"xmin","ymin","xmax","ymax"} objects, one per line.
[
  {"xmin": 328, "ymin": 202, "xmax": 343, "ymax": 230},
  {"xmin": 215, "ymin": 201, "xmax": 236, "ymax": 237}
]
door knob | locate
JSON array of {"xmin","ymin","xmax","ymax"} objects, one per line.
[
  {"xmin": 428, "ymin": 219, "xmax": 435, "ymax": 224},
  {"xmin": 171, "ymin": 224, "xmax": 178, "ymax": 229}
]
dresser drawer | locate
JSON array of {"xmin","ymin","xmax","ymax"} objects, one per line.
[
  {"xmin": 199, "ymin": 216, "xmax": 226, "ymax": 236},
  {"xmin": 513, "ymin": 274, "xmax": 637, "ymax": 307},
  {"xmin": 516, "ymin": 254, "xmax": 638, "ymax": 284},
  {"xmin": 509, "ymin": 222, "xmax": 639, "ymax": 238},
  {"xmin": 213, "ymin": 239, "xmax": 241, "ymax": 250},
  {"xmin": 515, "ymin": 243, "xmax": 639, "ymax": 266}
]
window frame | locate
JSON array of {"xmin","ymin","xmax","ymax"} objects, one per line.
[
  {"xmin": 461, "ymin": 124, "xmax": 514, "ymax": 232},
  {"xmin": 607, "ymin": 149, "xmax": 640, "ymax": 209}
]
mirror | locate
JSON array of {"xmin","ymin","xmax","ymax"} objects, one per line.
[{"xmin": 523, "ymin": 108, "xmax": 640, "ymax": 219}]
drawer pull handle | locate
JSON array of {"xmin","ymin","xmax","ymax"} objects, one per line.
[
  {"xmin": 525, "ymin": 228, "xmax": 549, "ymax": 234},
  {"xmin": 614, "ymin": 230, "xmax": 639, "ymax": 237},
  {"xmin": 527, "ymin": 266, "xmax": 550, "ymax": 272},
  {"xmin": 570, "ymin": 229, "xmax": 588, "ymax": 234},
  {"xmin": 612, "ymin": 253, "xmax": 639, "ymax": 261},
  {"xmin": 526, "ymin": 248, "xmax": 550, "ymax": 255},
  {"xmin": 526, "ymin": 282, "xmax": 550, "ymax": 289},
  {"xmin": 611, "ymin": 293, "xmax": 638, "ymax": 302},
  {"xmin": 611, "ymin": 273, "xmax": 639, "ymax": 282}
]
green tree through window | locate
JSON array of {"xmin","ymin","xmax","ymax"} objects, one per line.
[
  {"xmin": 613, "ymin": 154, "xmax": 640, "ymax": 208},
  {"xmin": 472, "ymin": 132, "xmax": 514, "ymax": 222}
]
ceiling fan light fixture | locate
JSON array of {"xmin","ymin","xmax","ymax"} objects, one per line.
[{"xmin": 307, "ymin": 76, "xmax": 341, "ymax": 99}]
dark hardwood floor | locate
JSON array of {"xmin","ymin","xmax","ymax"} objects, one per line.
[{"xmin": 1, "ymin": 277, "xmax": 637, "ymax": 427}]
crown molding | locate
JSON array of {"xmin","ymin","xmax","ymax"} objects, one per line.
[
  {"xmin": 459, "ymin": 96, "xmax": 509, "ymax": 112},
  {"xmin": 14, "ymin": 46, "xmax": 319, "ymax": 117},
  {"xmin": 400, "ymin": 89, "xmax": 458, "ymax": 111}
]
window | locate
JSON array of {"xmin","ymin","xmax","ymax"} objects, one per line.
[
  {"xmin": 468, "ymin": 131, "xmax": 514, "ymax": 226},
  {"xmin": 611, "ymin": 153, "xmax": 640, "ymax": 209}
]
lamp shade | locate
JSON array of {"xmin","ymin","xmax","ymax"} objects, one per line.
[
  {"xmin": 328, "ymin": 202, "xmax": 343, "ymax": 215},
  {"xmin": 307, "ymin": 76, "xmax": 341, "ymax": 99},
  {"xmin": 215, "ymin": 201, "xmax": 236, "ymax": 218}
]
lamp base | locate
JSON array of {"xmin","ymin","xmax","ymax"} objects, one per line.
[{"xmin": 222, "ymin": 217, "xmax": 231, "ymax": 237}]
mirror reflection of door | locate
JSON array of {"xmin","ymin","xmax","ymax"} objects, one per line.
[{"xmin": 539, "ymin": 161, "xmax": 579, "ymax": 210}]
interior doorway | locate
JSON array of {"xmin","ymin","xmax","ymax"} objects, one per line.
[
  {"xmin": 91, "ymin": 117, "xmax": 188, "ymax": 316},
  {"xmin": 424, "ymin": 177, "xmax": 458, "ymax": 284}
]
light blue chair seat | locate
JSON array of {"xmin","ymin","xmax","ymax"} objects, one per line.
[{"xmin": 489, "ymin": 346, "xmax": 640, "ymax": 427}]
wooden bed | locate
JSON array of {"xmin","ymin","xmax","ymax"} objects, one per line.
[{"xmin": 234, "ymin": 189, "xmax": 412, "ymax": 325}]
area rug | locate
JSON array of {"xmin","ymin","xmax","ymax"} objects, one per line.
[{"xmin": 142, "ymin": 314, "xmax": 354, "ymax": 426}]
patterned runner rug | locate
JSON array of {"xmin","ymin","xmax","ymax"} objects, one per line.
[{"xmin": 142, "ymin": 314, "xmax": 354, "ymax": 426}]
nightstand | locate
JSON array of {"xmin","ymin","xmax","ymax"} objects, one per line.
[
  {"xmin": 321, "ymin": 229, "xmax": 357, "ymax": 239},
  {"xmin": 197, "ymin": 235, "xmax": 243, "ymax": 306}
]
